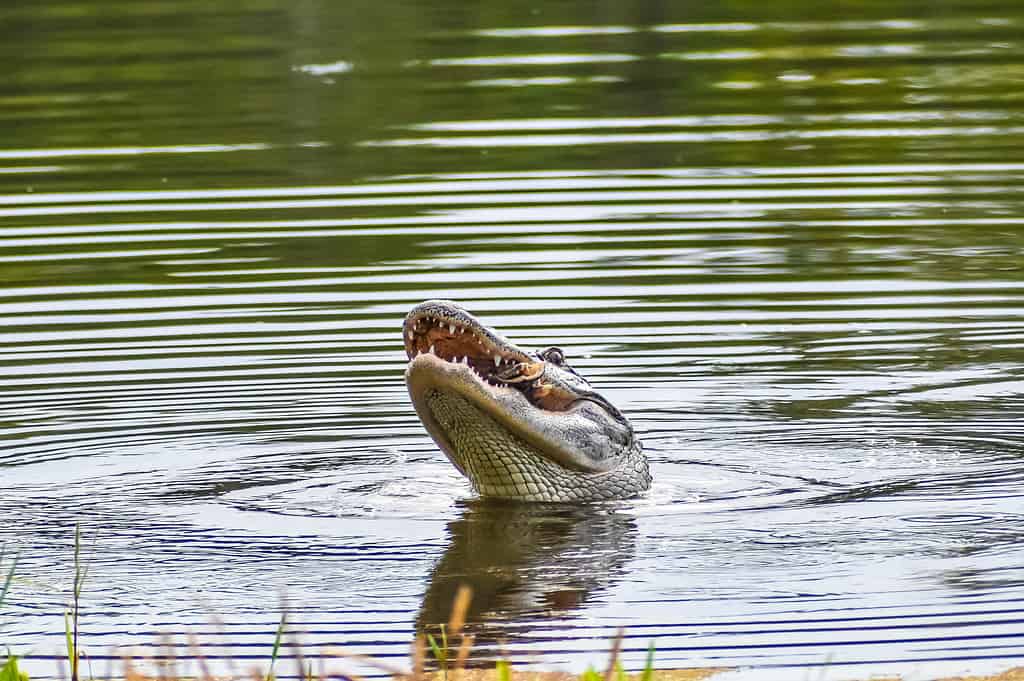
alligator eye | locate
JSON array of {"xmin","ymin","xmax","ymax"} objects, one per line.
[{"xmin": 539, "ymin": 347, "xmax": 565, "ymax": 365}]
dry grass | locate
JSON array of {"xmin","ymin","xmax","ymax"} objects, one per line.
[
  {"xmin": 422, "ymin": 670, "xmax": 725, "ymax": 681},
  {"xmin": 107, "ymin": 661, "xmax": 1024, "ymax": 681},
  {"xmin": 904, "ymin": 669, "xmax": 1024, "ymax": 681}
]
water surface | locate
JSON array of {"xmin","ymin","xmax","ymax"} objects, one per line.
[{"xmin": 2, "ymin": 1, "xmax": 1024, "ymax": 680}]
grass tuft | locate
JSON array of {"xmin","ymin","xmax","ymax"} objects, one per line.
[
  {"xmin": 0, "ymin": 652, "xmax": 30, "ymax": 681},
  {"xmin": 424, "ymin": 584, "xmax": 474, "ymax": 681},
  {"xmin": 1, "ymin": 551, "xmax": 27, "ymax": 681}
]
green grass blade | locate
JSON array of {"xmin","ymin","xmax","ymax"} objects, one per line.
[
  {"xmin": 69, "ymin": 523, "xmax": 85, "ymax": 681},
  {"xmin": 426, "ymin": 632, "xmax": 447, "ymax": 679},
  {"xmin": 639, "ymin": 642, "xmax": 656, "ymax": 681},
  {"xmin": 0, "ymin": 555, "xmax": 16, "ymax": 610},
  {"xmin": 265, "ymin": 613, "xmax": 286, "ymax": 681},
  {"xmin": 495, "ymin": 659, "xmax": 511, "ymax": 681},
  {"xmin": 0, "ymin": 654, "xmax": 15, "ymax": 681},
  {"xmin": 63, "ymin": 610, "xmax": 76, "ymax": 681},
  {"xmin": 2, "ymin": 651, "xmax": 30, "ymax": 681}
]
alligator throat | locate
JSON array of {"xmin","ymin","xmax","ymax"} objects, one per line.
[{"xmin": 403, "ymin": 300, "xmax": 650, "ymax": 502}]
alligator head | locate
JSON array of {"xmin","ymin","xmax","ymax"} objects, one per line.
[{"xmin": 403, "ymin": 300, "xmax": 649, "ymax": 502}]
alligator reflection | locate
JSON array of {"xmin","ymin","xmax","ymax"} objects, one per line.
[{"xmin": 416, "ymin": 499, "xmax": 637, "ymax": 663}]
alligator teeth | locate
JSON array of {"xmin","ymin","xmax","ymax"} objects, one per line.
[
  {"xmin": 407, "ymin": 330, "xmax": 414, "ymax": 340},
  {"xmin": 429, "ymin": 344, "xmax": 436, "ymax": 354},
  {"xmin": 493, "ymin": 353, "xmax": 501, "ymax": 364},
  {"xmin": 449, "ymin": 324, "xmax": 456, "ymax": 334}
]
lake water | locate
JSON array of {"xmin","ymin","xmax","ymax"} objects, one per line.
[{"xmin": 2, "ymin": 1, "xmax": 1024, "ymax": 680}]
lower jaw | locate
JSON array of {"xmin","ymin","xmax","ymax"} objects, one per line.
[{"xmin": 424, "ymin": 390, "xmax": 632, "ymax": 503}]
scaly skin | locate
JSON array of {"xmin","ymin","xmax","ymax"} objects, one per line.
[{"xmin": 403, "ymin": 300, "xmax": 650, "ymax": 502}]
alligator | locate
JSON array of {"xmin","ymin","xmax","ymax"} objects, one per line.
[{"xmin": 403, "ymin": 300, "xmax": 650, "ymax": 502}]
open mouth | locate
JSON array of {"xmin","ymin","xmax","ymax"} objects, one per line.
[
  {"xmin": 403, "ymin": 301, "xmax": 642, "ymax": 483},
  {"xmin": 403, "ymin": 307, "xmax": 543, "ymax": 388}
]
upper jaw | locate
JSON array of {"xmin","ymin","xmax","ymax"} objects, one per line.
[{"xmin": 403, "ymin": 300, "xmax": 541, "ymax": 389}]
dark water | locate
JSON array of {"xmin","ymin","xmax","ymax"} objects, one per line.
[{"xmin": 2, "ymin": 1, "xmax": 1024, "ymax": 679}]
